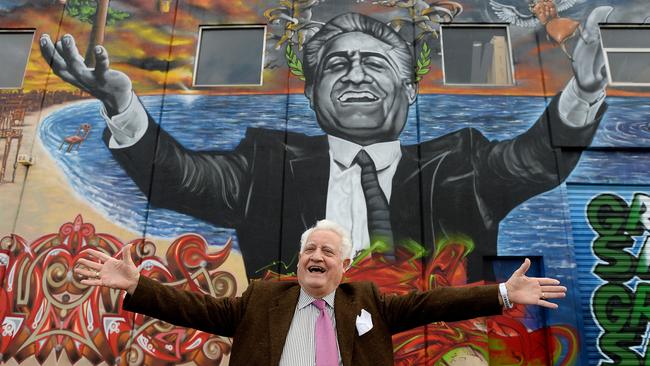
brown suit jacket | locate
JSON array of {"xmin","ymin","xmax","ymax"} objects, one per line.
[{"xmin": 123, "ymin": 276, "xmax": 502, "ymax": 365}]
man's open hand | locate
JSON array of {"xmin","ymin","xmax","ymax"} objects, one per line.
[
  {"xmin": 40, "ymin": 34, "xmax": 132, "ymax": 116},
  {"xmin": 75, "ymin": 244, "xmax": 140, "ymax": 295},
  {"xmin": 571, "ymin": 6, "xmax": 613, "ymax": 95},
  {"xmin": 505, "ymin": 258, "xmax": 567, "ymax": 309}
]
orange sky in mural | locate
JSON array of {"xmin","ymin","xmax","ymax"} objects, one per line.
[
  {"xmin": 185, "ymin": 0, "xmax": 261, "ymax": 17},
  {"xmin": 13, "ymin": 2, "xmax": 650, "ymax": 97}
]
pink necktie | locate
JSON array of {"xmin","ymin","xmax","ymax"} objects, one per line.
[{"xmin": 313, "ymin": 299, "xmax": 338, "ymax": 366}]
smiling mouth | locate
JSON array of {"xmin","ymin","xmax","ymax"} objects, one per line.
[
  {"xmin": 338, "ymin": 91, "xmax": 379, "ymax": 103},
  {"xmin": 308, "ymin": 265, "xmax": 326, "ymax": 273}
]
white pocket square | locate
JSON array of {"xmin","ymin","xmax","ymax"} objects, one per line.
[{"xmin": 355, "ymin": 309, "xmax": 373, "ymax": 336}]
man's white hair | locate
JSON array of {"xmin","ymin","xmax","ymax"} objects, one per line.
[{"xmin": 300, "ymin": 219, "xmax": 353, "ymax": 262}]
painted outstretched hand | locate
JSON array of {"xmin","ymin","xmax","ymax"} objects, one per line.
[
  {"xmin": 572, "ymin": 6, "xmax": 613, "ymax": 95},
  {"xmin": 505, "ymin": 258, "xmax": 567, "ymax": 309},
  {"xmin": 74, "ymin": 244, "xmax": 141, "ymax": 295},
  {"xmin": 39, "ymin": 34, "xmax": 132, "ymax": 116}
]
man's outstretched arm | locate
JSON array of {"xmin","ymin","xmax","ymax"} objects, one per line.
[
  {"xmin": 380, "ymin": 258, "xmax": 567, "ymax": 334},
  {"xmin": 74, "ymin": 245, "xmax": 245, "ymax": 336}
]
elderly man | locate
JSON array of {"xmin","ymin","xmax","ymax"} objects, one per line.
[
  {"xmin": 75, "ymin": 219, "xmax": 566, "ymax": 366},
  {"xmin": 40, "ymin": 8, "xmax": 611, "ymax": 281}
]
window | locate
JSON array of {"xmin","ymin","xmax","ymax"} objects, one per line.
[
  {"xmin": 0, "ymin": 30, "xmax": 35, "ymax": 89},
  {"xmin": 441, "ymin": 25, "xmax": 514, "ymax": 86},
  {"xmin": 600, "ymin": 25, "xmax": 650, "ymax": 87},
  {"xmin": 193, "ymin": 25, "xmax": 266, "ymax": 87}
]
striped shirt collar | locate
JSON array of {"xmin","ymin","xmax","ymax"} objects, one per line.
[{"xmin": 297, "ymin": 288, "xmax": 336, "ymax": 310}]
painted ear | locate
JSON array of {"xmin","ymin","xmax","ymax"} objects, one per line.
[
  {"xmin": 304, "ymin": 84, "xmax": 314, "ymax": 108},
  {"xmin": 404, "ymin": 81, "xmax": 418, "ymax": 104}
]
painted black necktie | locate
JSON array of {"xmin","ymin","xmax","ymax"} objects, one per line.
[{"xmin": 353, "ymin": 149, "xmax": 394, "ymax": 253}]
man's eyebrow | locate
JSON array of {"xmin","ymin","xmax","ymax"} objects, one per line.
[
  {"xmin": 322, "ymin": 51, "xmax": 351, "ymax": 64},
  {"xmin": 304, "ymin": 241, "xmax": 338, "ymax": 249},
  {"xmin": 322, "ymin": 50, "xmax": 391, "ymax": 64},
  {"xmin": 359, "ymin": 51, "xmax": 391, "ymax": 60}
]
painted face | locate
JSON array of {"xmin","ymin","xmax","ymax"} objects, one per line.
[
  {"xmin": 306, "ymin": 32, "xmax": 417, "ymax": 146},
  {"xmin": 297, "ymin": 229, "xmax": 351, "ymax": 298}
]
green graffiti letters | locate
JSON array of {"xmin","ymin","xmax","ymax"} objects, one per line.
[
  {"xmin": 588, "ymin": 193, "xmax": 650, "ymax": 364},
  {"xmin": 592, "ymin": 235, "xmax": 637, "ymax": 283}
]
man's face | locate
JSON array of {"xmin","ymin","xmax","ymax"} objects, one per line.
[
  {"xmin": 297, "ymin": 229, "xmax": 351, "ymax": 298},
  {"xmin": 306, "ymin": 32, "xmax": 417, "ymax": 146}
]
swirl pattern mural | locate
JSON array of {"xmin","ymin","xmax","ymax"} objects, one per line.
[{"xmin": 0, "ymin": 216, "xmax": 235, "ymax": 365}]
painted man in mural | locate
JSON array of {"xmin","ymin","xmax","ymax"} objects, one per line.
[{"xmin": 40, "ymin": 7, "xmax": 611, "ymax": 281}]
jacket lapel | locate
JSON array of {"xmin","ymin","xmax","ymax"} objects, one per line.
[
  {"xmin": 288, "ymin": 146, "xmax": 329, "ymax": 228},
  {"xmin": 334, "ymin": 288, "xmax": 357, "ymax": 366},
  {"xmin": 268, "ymin": 285, "xmax": 300, "ymax": 366}
]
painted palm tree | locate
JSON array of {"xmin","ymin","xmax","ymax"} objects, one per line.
[{"xmin": 64, "ymin": 0, "xmax": 130, "ymax": 67}]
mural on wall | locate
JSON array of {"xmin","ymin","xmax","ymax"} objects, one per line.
[
  {"xmin": 1, "ymin": 0, "xmax": 650, "ymax": 364},
  {"xmin": 38, "ymin": 2, "xmax": 608, "ymax": 284},
  {"xmin": 0, "ymin": 94, "xmax": 25, "ymax": 183},
  {"xmin": 569, "ymin": 187, "xmax": 650, "ymax": 364},
  {"xmin": 489, "ymin": 0, "xmax": 580, "ymax": 57},
  {"xmin": 1, "ymin": 215, "xmax": 235, "ymax": 365},
  {"xmin": 586, "ymin": 193, "xmax": 650, "ymax": 364}
]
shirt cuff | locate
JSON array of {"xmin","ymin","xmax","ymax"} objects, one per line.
[
  {"xmin": 499, "ymin": 283, "xmax": 513, "ymax": 309},
  {"xmin": 99, "ymin": 91, "xmax": 148, "ymax": 149},
  {"xmin": 558, "ymin": 78, "xmax": 606, "ymax": 128}
]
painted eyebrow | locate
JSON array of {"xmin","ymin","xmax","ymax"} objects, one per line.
[{"xmin": 322, "ymin": 51, "xmax": 392, "ymax": 65}]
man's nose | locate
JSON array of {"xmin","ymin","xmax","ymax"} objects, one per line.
[
  {"xmin": 342, "ymin": 60, "xmax": 372, "ymax": 84},
  {"xmin": 310, "ymin": 249, "xmax": 324, "ymax": 260}
]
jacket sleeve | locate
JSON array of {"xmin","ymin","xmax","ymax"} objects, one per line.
[
  {"xmin": 377, "ymin": 283, "xmax": 502, "ymax": 334},
  {"xmin": 472, "ymin": 93, "xmax": 606, "ymax": 222},
  {"xmin": 103, "ymin": 114, "xmax": 258, "ymax": 226},
  {"xmin": 122, "ymin": 275, "xmax": 251, "ymax": 337}
]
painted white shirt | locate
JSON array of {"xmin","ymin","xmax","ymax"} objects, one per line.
[{"xmin": 326, "ymin": 135, "xmax": 401, "ymax": 255}]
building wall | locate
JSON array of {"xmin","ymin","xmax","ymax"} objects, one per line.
[{"xmin": 1, "ymin": 1, "xmax": 649, "ymax": 365}]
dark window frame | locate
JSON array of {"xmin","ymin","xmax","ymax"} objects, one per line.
[
  {"xmin": 192, "ymin": 24, "xmax": 267, "ymax": 87},
  {"xmin": 600, "ymin": 24, "xmax": 650, "ymax": 87},
  {"xmin": 440, "ymin": 23, "xmax": 515, "ymax": 87},
  {"xmin": 0, "ymin": 29, "xmax": 36, "ymax": 89}
]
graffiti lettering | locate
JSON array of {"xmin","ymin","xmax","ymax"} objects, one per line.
[{"xmin": 588, "ymin": 193, "xmax": 650, "ymax": 364}]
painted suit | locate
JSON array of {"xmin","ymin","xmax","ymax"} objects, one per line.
[{"xmin": 104, "ymin": 94, "xmax": 605, "ymax": 280}]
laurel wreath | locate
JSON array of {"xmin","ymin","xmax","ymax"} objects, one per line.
[
  {"xmin": 284, "ymin": 42, "xmax": 432, "ymax": 82},
  {"xmin": 285, "ymin": 44, "xmax": 305, "ymax": 81},
  {"xmin": 415, "ymin": 42, "xmax": 431, "ymax": 82}
]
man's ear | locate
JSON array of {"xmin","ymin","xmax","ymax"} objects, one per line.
[
  {"xmin": 343, "ymin": 258, "xmax": 351, "ymax": 271},
  {"xmin": 404, "ymin": 81, "xmax": 418, "ymax": 105},
  {"xmin": 305, "ymin": 84, "xmax": 314, "ymax": 108}
]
